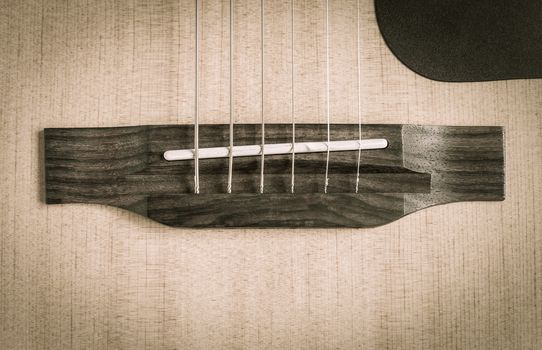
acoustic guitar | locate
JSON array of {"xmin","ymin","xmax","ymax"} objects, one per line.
[{"xmin": 1, "ymin": 0, "xmax": 540, "ymax": 348}]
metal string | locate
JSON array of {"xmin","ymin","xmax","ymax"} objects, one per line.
[
  {"xmin": 194, "ymin": 0, "xmax": 200, "ymax": 194},
  {"xmin": 227, "ymin": 0, "xmax": 234, "ymax": 193},
  {"xmin": 290, "ymin": 0, "xmax": 295, "ymax": 194},
  {"xmin": 324, "ymin": 0, "xmax": 331, "ymax": 194},
  {"xmin": 259, "ymin": 0, "xmax": 265, "ymax": 194},
  {"xmin": 355, "ymin": 0, "xmax": 362, "ymax": 193}
]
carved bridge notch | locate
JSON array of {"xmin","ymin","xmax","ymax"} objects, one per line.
[{"xmin": 44, "ymin": 124, "xmax": 504, "ymax": 228}]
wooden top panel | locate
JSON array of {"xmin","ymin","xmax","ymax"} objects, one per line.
[{"xmin": 1, "ymin": 0, "xmax": 540, "ymax": 348}]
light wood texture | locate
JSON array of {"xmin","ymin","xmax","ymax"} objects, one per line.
[{"xmin": 1, "ymin": 0, "xmax": 540, "ymax": 348}]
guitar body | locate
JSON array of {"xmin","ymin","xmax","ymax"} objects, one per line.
[{"xmin": 1, "ymin": 0, "xmax": 540, "ymax": 348}]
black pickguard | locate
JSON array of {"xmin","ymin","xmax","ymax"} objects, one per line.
[{"xmin": 375, "ymin": 0, "xmax": 542, "ymax": 82}]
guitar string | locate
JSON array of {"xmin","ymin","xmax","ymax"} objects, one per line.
[
  {"xmin": 227, "ymin": 0, "xmax": 234, "ymax": 193},
  {"xmin": 259, "ymin": 0, "xmax": 265, "ymax": 194},
  {"xmin": 355, "ymin": 0, "xmax": 362, "ymax": 193},
  {"xmin": 200, "ymin": 0, "xmax": 353, "ymax": 196},
  {"xmin": 194, "ymin": 0, "xmax": 200, "ymax": 194},
  {"xmin": 324, "ymin": 0, "xmax": 331, "ymax": 194},
  {"xmin": 290, "ymin": 0, "xmax": 295, "ymax": 194}
]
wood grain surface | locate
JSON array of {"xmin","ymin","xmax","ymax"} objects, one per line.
[
  {"xmin": 1, "ymin": 0, "xmax": 541, "ymax": 348},
  {"xmin": 43, "ymin": 124, "xmax": 503, "ymax": 228}
]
